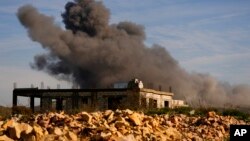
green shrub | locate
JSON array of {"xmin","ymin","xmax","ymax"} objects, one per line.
[
  {"xmin": 173, "ymin": 106, "xmax": 193, "ymax": 115},
  {"xmin": 145, "ymin": 107, "xmax": 193, "ymax": 115},
  {"xmin": 145, "ymin": 106, "xmax": 250, "ymax": 122},
  {"xmin": 145, "ymin": 108, "xmax": 171, "ymax": 115},
  {"xmin": 222, "ymin": 109, "xmax": 249, "ymax": 121},
  {"xmin": 194, "ymin": 107, "xmax": 219, "ymax": 116}
]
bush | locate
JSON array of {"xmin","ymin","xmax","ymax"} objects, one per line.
[
  {"xmin": 145, "ymin": 108, "xmax": 171, "ymax": 115},
  {"xmin": 145, "ymin": 107, "xmax": 193, "ymax": 115},
  {"xmin": 173, "ymin": 107, "xmax": 193, "ymax": 115},
  {"xmin": 145, "ymin": 106, "xmax": 250, "ymax": 122},
  {"xmin": 194, "ymin": 107, "xmax": 219, "ymax": 116},
  {"xmin": 222, "ymin": 109, "xmax": 249, "ymax": 121}
]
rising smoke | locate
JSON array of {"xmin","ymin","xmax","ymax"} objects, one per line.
[{"xmin": 17, "ymin": 0, "xmax": 250, "ymax": 107}]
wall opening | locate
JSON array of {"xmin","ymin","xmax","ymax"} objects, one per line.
[
  {"xmin": 141, "ymin": 97, "xmax": 147, "ymax": 108},
  {"xmin": 34, "ymin": 98, "xmax": 40, "ymax": 112},
  {"xmin": 164, "ymin": 101, "xmax": 169, "ymax": 108},
  {"xmin": 81, "ymin": 97, "xmax": 88, "ymax": 105},
  {"xmin": 153, "ymin": 100, "xmax": 157, "ymax": 108},
  {"xmin": 51, "ymin": 99, "xmax": 56, "ymax": 110},
  {"xmin": 16, "ymin": 96, "xmax": 29, "ymax": 107},
  {"xmin": 108, "ymin": 96, "xmax": 123, "ymax": 110},
  {"xmin": 149, "ymin": 99, "xmax": 158, "ymax": 108}
]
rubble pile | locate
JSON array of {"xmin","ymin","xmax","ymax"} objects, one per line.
[{"xmin": 0, "ymin": 110, "xmax": 249, "ymax": 141}]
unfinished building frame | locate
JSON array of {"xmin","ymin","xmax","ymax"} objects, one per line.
[{"xmin": 13, "ymin": 87, "xmax": 185, "ymax": 112}]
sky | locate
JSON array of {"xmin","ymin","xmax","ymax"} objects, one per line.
[{"xmin": 0, "ymin": 0, "xmax": 249, "ymax": 106}]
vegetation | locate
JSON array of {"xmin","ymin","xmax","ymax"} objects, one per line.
[
  {"xmin": 0, "ymin": 105, "xmax": 249, "ymax": 122},
  {"xmin": 145, "ymin": 107, "xmax": 193, "ymax": 116},
  {"xmin": 193, "ymin": 107, "xmax": 219, "ymax": 116},
  {"xmin": 221, "ymin": 108, "xmax": 250, "ymax": 121},
  {"xmin": 0, "ymin": 106, "xmax": 11, "ymax": 120},
  {"xmin": 12, "ymin": 106, "xmax": 32, "ymax": 115},
  {"xmin": 145, "ymin": 106, "xmax": 250, "ymax": 122}
]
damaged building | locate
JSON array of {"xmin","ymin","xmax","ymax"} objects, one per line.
[{"xmin": 13, "ymin": 79, "xmax": 187, "ymax": 112}]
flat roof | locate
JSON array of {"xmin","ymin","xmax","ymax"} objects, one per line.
[
  {"xmin": 140, "ymin": 88, "xmax": 174, "ymax": 96},
  {"xmin": 13, "ymin": 87, "xmax": 174, "ymax": 97}
]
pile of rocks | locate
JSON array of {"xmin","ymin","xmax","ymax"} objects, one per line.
[{"xmin": 0, "ymin": 109, "xmax": 249, "ymax": 141}]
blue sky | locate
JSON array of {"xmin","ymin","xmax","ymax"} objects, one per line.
[{"xmin": 0, "ymin": 0, "xmax": 249, "ymax": 105}]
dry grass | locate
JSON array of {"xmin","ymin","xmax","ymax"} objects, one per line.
[{"xmin": 0, "ymin": 106, "xmax": 11, "ymax": 120}]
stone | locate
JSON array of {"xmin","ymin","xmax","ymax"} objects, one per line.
[
  {"xmin": 0, "ymin": 121, "xmax": 3, "ymax": 127},
  {"xmin": 115, "ymin": 121, "xmax": 128, "ymax": 129},
  {"xmin": 149, "ymin": 119, "xmax": 159, "ymax": 127},
  {"xmin": 33, "ymin": 124, "xmax": 44, "ymax": 140},
  {"xmin": 120, "ymin": 134, "xmax": 136, "ymax": 141},
  {"xmin": 165, "ymin": 120, "xmax": 173, "ymax": 127},
  {"xmin": 141, "ymin": 127, "xmax": 150, "ymax": 136},
  {"xmin": 164, "ymin": 127, "xmax": 182, "ymax": 140},
  {"xmin": 21, "ymin": 134, "xmax": 36, "ymax": 141},
  {"xmin": 107, "ymin": 112, "xmax": 114, "ymax": 123},
  {"xmin": 53, "ymin": 127, "xmax": 63, "ymax": 136},
  {"xmin": 123, "ymin": 109, "xmax": 133, "ymax": 115},
  {"xmin": 2, "ymin": 119, "xmax": 16, "ymax": 130},
  {"xmin": 109, "ymin": 125, "xmax": 117, "ymax": 132},
  {"xmin": 37, "ymin": 118, "xmax": 50, "ymax": 128},
  {"xmin": 20, "ymin": 123, "xmax": 33, "ymax": 134},
  {"xmin": 104, "ymin": 110, "xmax": 113, "ymax": 117},
  {"xmin": 216, "ymin": 131, "xmax": 224, "ymax": 138},
  {"xmin": 0, "ymin": 128, "xmax": 4, "ymax": 136},
  {"xmin": 80, "ymin": 112, "xmax": 92, "ymax": 123},
  {"xmin": 100, "ymin": 132, "xmax": 112, "ymax": 139},
  {"xmin": 115, "ymin": 109, "xmax": 122, "ymax": 114},
  {"xmin": 192, "ymin": 136, "xmax": 203, "ymax": 141},
  {"xmin": 212, "ymin": 122, "xmax": 218, "ymax": 127},
  {"xmin": 128, "ymin": 113, "xmax": 141, "ymax": 126},
  {"xmin": 0, "ymin": 135, "xmax": 14, "ymax": 141},
  {"xmin": 41, "ymin": 134, "xmax": 57, "ymax": 141},
  {"xmin": 0, "ymin": 109, "xmax": 247, "ymax": 140},
  {"xmin": 207, "ymin": 111, "xmax": 216, "ymax": 117},
  {"xmin": 8, "ymin": 123, "xmax": 22, "ymax": 139},
  {"xmin": 65, "ymin": 131, "xmax": 77, "ymax": 141}
]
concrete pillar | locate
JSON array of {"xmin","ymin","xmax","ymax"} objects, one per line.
[
  {"xmin": 40, "ymin": 98, "xmax": 43, "ymax": 110},
  {"xmin": 145, "ymin": 98, "xmax": 149, "ymax": 108},
  {"xmin": 87, "ymin": 97, "xmax": 91, "ymax": 106},
  {"xmin": 91, "ymin": 92, "xmax": 97, "ymax": 109},
  {"xmin": 40, "ymin": 97, "xmax": 52, "ymax": 111},
  {"xmin": 138, "ymin": 93, "xmax": 141, "ymax": 108},
  {"xmin": 56, "ymin": 98, "xmax": 63, "ymax": 111},
  {"xmin": 30, "ymin": 96, "xmax": 34, "ymax": 112},
  {"xmin": 159, "ymin": 95, "xmax": 163, "ymax": 108},
  {"xmin": 65, "ymin": 98, "xmax": 72, "ymax": 112},
  {"xmin": 13, "ymin": 93, "xmax": 17, "ymax": 107},
  {"xmin": 72, "ymin": 93, "xmax": 79, "ymax": 109},
  {"xmin": 157, "ymin": 98, "xmax": 161, "ymax": 108},
  {"xmin": 102, "ymin": 97, "xmax": 108, "ymax": 110}
]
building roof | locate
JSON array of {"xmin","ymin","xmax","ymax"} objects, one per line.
[
  {"xmin": 13, "ymin": 87, "xmax": 174, "ymax": 97},
  {"xmin": 139, "ymin": 88, "xmax": 174, "ymax": 96}
]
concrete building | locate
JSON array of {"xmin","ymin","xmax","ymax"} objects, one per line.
[{"xmin": 12, "ymin": 79, "xmax": 187, "ymax": 112}]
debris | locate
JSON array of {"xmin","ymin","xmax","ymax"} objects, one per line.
[{"xmin": 0, "ymin": 110, "xmax": 248, "ymax": 140}]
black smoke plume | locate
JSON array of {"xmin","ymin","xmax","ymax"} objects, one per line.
[{"xmin": 17, "ymin": 0, "xmax": 250, "ymax": 107}]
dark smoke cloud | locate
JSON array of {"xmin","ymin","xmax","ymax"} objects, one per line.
[{"xmin": 17, "ymin": 0, "xmax": 250, "ymax": 107}]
